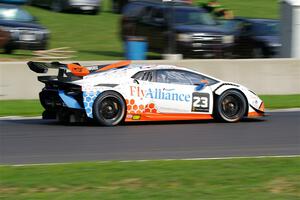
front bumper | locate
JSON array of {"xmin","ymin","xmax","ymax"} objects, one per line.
[
  {"xmin": 67, "ymin": 2, "xmax": 99, "ymax": 11},
  {"xmin": 8, "ymin": 39, "xmax": 47, "ymax": 50},
  {"xmin": 177, "ymin": 41, "xmax": 233, "ymax": 58}
]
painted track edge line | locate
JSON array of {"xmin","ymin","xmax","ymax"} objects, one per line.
[{"xmin": 2, "ymin": 155, "xmax": 300, "ymax": 167}]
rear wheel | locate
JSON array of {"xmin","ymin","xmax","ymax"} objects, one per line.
[
  {"xmin": 93, "ymin": 91, "xmax": 126, "ymax": 126},
  {"xmin": 214, "ymin": 90, "xmax": 247, "ymax": 122}
]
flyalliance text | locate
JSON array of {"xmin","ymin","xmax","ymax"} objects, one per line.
[{"xmin": 130, "ymin": 86, "xmax": 191, "ymax": 102}]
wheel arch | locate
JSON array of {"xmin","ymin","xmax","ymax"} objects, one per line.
[
  {"xmin": 213, "ymin": 87, "xmax": 249, "ymax": 117},
  {"xmin": 92, "ymin": 90, "xmax": 127, "ymax": 126}
]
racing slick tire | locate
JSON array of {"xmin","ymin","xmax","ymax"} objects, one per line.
[
  {"xmin": 93, "ymin": 91, "xmax": 126, "ymax": 126},
  {"xmin": 214, "ymin": 90, "xmax": 247, "ymax": 122}
]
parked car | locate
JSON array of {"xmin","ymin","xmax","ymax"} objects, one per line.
[
  {"xmin": 0, "ymin": 4, "xmax": 49, "ymax": 53},
  {"xmin": 121, "ymin": 1, "xmax": 234, "ymax": 58},
  {"xmin": 220, "ymin": 18, "xmax": 280, "ymax": 58},
  {"xmin": 28, "ymin": 0, "xmax": 101, "ymax": 14},
  {"xmin": 0, "ymin": 0, "xmax": 27, "ymax": 4}
]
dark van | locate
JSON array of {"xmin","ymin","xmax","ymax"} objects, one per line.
[{"xmin": 121, "ymin": 0, "xmax": 234, "ymax": 58}]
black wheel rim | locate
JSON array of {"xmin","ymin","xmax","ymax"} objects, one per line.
[
  {"xmin": 221, "ymin": 94, "xmax": 242, "ymax": 119},
  {"xmin": 99, "ymin": 97, "xmax": 121, "ymax": 120}
]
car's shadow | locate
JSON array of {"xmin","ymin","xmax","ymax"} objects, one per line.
[{"xmin": 1, "ymin": 117, "xmax": 266, "ymax": 127}]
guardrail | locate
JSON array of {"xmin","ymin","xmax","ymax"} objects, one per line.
[{"xmin": 0, "ymin": 59, "xmax": 299, "ymax": 100}]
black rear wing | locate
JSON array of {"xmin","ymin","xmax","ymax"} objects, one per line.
[
  {"xmin": 27, "ymin": 61, "xmax": 82, "ymax": 82},
  {"xmin": 27, "ymin": 61, "xmax": 66, "ymax": 74},
  {"xmin": 27, "ymin": 60, "xmax": 131, "ymax": 78}
]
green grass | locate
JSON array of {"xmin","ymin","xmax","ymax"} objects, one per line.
[
  {"xmin": 0, "ymin": 0, "xmax": 278, "ymax": 61},
  {"xmin": 198, "ymin": 0, "xmax": 279, "ymax": 19},
  {"xmin": 0, "ymin": 157, "xmax": 299, "ymax": 200},
  {"xmin": 0, "ymin": 100, "xmax": 43, "ymax": 116},
  {"xmin": 0, "ymin": 95, "xmax": 299, "ymax": 116},
  {"xmin": 260, "ymin": 95, "xmax": 300, "ymax": 109}
]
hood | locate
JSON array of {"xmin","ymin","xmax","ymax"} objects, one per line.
[
  {"xmin": 175, "ymin": 24, "xmax": 231, "ymax": 35},
  {"xmin": 0, "ymin": 20, "xmax": 46, "ymax": 30}
]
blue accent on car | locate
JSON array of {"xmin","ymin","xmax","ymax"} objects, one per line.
[
  {"xmin": 58, "ymin": 90, "xmax": 82, "ymax": 109},
  {"xmin": 83, "ymin": 91, "xmax": 101, "ymax": 118},
  {"xmin": 195, "ymin": 83, "xmax": 206, "ymax": 91}
]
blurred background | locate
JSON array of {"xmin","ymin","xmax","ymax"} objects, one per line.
[{"xmin": 0, "ymin": 0, "xmax": 294, "ymax": 61}]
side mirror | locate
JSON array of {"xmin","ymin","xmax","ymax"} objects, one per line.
[
  {"xmin": 240, "ymin": 24, "xmax": 251, "ymax": 36},
  {"xmin": 195, "ymin": 83, "xmax": 206, "ymax": 91},
  {"xmin": 194, "ymin": 80, "xmax": 208, "ymax": 91}
]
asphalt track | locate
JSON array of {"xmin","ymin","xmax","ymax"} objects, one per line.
[{"xmin": 0, "ymin": 111, "xmax": 299, "ymax": 164}]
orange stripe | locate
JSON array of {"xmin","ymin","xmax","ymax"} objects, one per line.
[
  {"xmin": 67, "ymin": 63, "xmax": 90, "ymax": 76},
  {"xmin": 248, "ymin": 111, "xmax": 264, "ymax": 117},
  {"xmin": 125, "ymin": 113, "xmax": 213, "ymax": 122},
  {"xmin": 97, "ymin": 60, "xmax": 131, "ymax": 72},
  {"xmin": 259, "ymin": 102, "xmax": 265, "ymax": 112}
]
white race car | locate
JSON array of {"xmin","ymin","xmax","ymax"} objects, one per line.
[{"xmin": 28, "ymin": 61, "xmax": 265, "ymax": 126}]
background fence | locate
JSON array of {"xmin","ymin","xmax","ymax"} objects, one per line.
[{"xmin": 0, "ymin": 59, "xmax": 299, "ymax": 100}]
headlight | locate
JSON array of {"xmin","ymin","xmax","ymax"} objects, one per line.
[
  {"xmin": 177, "ymin": 33, "xmax": 192, "ymax": 42},
  {"xmin": 269, "ymin": 43, "xmax": 281, "ymax": 47},
  {"xmin": 222, "ymin": 35, "xmax": 234, "ymax": 44},
  {"xmin": 41, "ymin": 29, "xmax": 50, "ymax": 35}
]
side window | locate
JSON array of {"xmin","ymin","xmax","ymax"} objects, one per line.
[
  {"xmin": 183, "ymin": 71, "xmax": 219, "ymax": 86},
  {"xmin": 156, "ymin": 70, "xmax": 191, "ymax": 85},
  {"xmin": 132, "ymin": 71, "xmax": 153, "ymax": 82},
  {"xmin": 155, "ymin": 70, "xmax": 218, "ymax": 86},
  {"xmin": 123, "ymin": 3, "xmax": 144, "ymax": 18},
  {"xmin": 151, "ymin": 8, "xmax": 165, "ymax": 24},
  {"xmin": 141, "ymin": 6, "xmax": 153, "ymax": 23}
]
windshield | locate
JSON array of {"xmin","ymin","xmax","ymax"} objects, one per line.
[
  {"xmin": 0, "ymin": 7, "xmax": 34, "ymax": 22},
  {"xmin": 252, "ymin": 22, "xmax": 279, "ymax": 36},
  {"xmin": 174, "ymin": 8, "xmax": 216, "ymax": 26}
]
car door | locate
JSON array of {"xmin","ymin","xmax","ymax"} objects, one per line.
[
  {"xmin": 149, "ymin": 69, "xmax": 214, "ymax": 114},
  {"xmin": 127, "ymin": 70, "xmax": 157, "ymax": 115}
]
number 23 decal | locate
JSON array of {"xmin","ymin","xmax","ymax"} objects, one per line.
[{"xmin": 192, "ymin": 93, "xmax": 209, "ymax": 112}]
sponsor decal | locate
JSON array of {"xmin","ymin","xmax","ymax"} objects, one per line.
[
  {"xmin": 191, "ymin": 92, "xmax": 209, "ymax": 112},
  {"xmin": 126, "ymin": 99, "xmax": 157, "ymax": 114},
  {"xmin": 132, "ymin": 115, "xmax": 141, "ymax": 120},
  {"xmin": 130, "ymin": 86, "xmax": 191, "ymax": 102}
]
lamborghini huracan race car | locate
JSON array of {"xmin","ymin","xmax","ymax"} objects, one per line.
[{"xmin": 28, "ymin": 61, "xmax": 265, "ymax": 126}]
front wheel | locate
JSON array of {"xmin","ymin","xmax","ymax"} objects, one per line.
[
  {"xmin": 214, "ymin": 90, "xmax": 247, "ymax": 122},
  {"xmin": 93, "ymin": 91, "xmax": 126, "ymax": 126}
]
